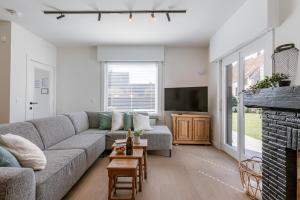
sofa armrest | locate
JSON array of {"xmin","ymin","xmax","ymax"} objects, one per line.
[{"xmin": 0, "ymin": 168, "xmax": 35, "ymax": 200}]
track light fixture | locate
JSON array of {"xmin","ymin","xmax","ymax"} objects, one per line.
[
  {"xmin": 98, "ymin": 13, "xmax": 101, "ymax": 21},
  {"xmin": 151, "ymin": 12, "xmax": 156, "ymax": 22},
  {"xmin": 166, "ymin": 12, "xmax": 171, "ymax": 22},
  {"xmin": 56, "ymin": 13, "xmax": 65, "ymax": 20},
  {"xmin": 44, "ymin": 10, "xmax": 186, "ymax": 22}
]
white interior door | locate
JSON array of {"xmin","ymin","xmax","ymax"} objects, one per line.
[{"xmin": 26, "ymin": 58, "xmax": 55, "ymax": 120}]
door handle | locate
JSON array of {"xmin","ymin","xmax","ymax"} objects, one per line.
[{"xmin": 30, "ymin": 102, "xmax": 38, "ymax": 105}]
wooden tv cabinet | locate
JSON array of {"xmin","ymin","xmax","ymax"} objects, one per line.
[{"xmin": 171, "ymin": 114, "xmax": 211, "ymax": 145}]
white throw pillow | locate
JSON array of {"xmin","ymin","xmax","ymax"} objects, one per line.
[
  {"xmin": 0, "ymin": 134, "xmax": 47, "ymax": 170},
  {"xmin": 133, "ymin": 113, "xmax": 152, "ymax": 131},
  {"xmin": 111, "ymin": 111, "xmax": 125, "ymax": 131}
]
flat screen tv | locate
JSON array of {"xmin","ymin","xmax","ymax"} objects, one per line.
[{"xmin": 165, "ymin": 87, "xmax": 208, "ymax": 112}]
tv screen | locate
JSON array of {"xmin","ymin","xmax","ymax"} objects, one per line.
[{"xmin": 165, "ymin": 87, "xmax": 208, "ymax": 112}]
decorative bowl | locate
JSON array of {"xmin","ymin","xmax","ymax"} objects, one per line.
[{"xmin": 115, "ymin": 146, "xmax": 126, "ymax": 154}]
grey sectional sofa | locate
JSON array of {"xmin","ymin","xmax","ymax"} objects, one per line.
[{"xmin": 0, "ymin": 111, "xmax": 172, "ymax": 200}]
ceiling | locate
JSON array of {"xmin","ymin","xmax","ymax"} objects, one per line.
[{"xmin": 0, "ymin": 0, "xmax": 246, "ymax": 47}]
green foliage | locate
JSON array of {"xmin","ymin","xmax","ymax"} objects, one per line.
[
  {"xmin": 249, "ymin": 73, "xmax": 289, "ymax": 91},
  {"xmin": 232, "ymin": 113, "xmax": 262, "ymax": 140},
  {"xmin": 269, "ymin": 73, "xmax": 289, "ymax": 87},
  {"xmin": 133, "ymin": 130, "xmax": 144, "ymax": 137},
  {"xmin": 232, "ymin": 96, "xmax": 238, "ymax": 107}
]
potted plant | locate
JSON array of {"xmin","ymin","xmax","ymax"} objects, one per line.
[
  {"xmin": 249, "ymin": 73, "xmax": 290, "ymax": 92},
  {"xmin": 133, "ymin": 130, "xmax": 144, "ymax": 144}
]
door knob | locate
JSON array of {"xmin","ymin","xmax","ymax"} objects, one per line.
[{"xmin": 30, "ymin": 102, "xmax": 38, "ymax": 105}]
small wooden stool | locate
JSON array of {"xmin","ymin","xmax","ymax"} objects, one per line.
[
  {"xmin": 109, "ymin": 149, "xmax": 144, "ymax": 192},
  {"xmin": 112, "ymin": 139, "xmax": 148, "ymax": 179},
  {"xmin": 107, "ymin": 159, "xmax": 138, "ymax": 200}
]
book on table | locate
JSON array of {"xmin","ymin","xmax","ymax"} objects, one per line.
[{"xmin": 114, "ymin": 139, "xmax": 126, "ymax": 147}]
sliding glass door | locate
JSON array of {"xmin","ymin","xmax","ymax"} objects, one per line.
[
  {"xmin": 222, "ymin": 32, "xmax": 273, "ymax": 160},
  {"xmin": 241, "ymin": 49, "xmax": 264, "ymax": 158},
  {"xmin": 222, "ymin": 54, "xmax": 240, "ymax": 159}
]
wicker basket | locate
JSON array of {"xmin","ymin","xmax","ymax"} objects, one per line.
[{"xmin": 239, "ymin": 157, "xmax": 262, "ymax": 200}]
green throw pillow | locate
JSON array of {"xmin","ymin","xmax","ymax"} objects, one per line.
[
  {"xmin": 0, "ymin": 146, "xmax": 21, "ymax": 167},
  {"xmin": 124, "ymin": 112, "xmax": 134, "ymax": 131},
  {"xmin": 99, "ymin": 112, "xmax": 112, "ymax": 130}
]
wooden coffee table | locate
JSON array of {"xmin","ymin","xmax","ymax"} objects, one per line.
[
  {"xmin": 109, "ymin": 149, "xmax": 144, "ymax": 192},
  {"xmin": 107, "ymin": 159, "xmax": 138, "ymax": 200},
  {"xmin": 112, "ymin": 139, "xmax": 148, "ymax": 179}
]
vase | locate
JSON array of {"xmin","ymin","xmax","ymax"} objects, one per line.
[{"xmin": 133, "ymin": 136, "xmax": 140, "ymax": 144}]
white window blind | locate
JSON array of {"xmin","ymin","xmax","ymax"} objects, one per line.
[{"xmin": 105, "ymin": 62, "xmax": 159, "ymax": 114}]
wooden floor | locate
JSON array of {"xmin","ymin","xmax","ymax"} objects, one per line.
[{"xmin": 64, "ymin": 145, "xmax": 250, "ymax": 200}]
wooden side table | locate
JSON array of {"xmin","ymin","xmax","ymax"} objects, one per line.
[
  {"xmin": 112, "ymin": 139, "xmax": 148, "ymax": 179},
  {"xmin": 107, "ymin": 159, "xmax": 138, "ymax": 200},
  {"xmin": 109, "ymin": 149, "xmax": 143, "ymax": 192}
]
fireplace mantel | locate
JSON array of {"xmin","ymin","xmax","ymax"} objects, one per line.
[
  {"xmin": 244, "ymin": 86, "xmax": 299, "ymax": 200},
  {"xmin": 244, "ymin": 86, "xmax": 300, "ymax": 111}
]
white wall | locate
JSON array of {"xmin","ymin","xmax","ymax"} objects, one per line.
[
  {"xmin": 56, "ymin": 46, "xmax": 209, "ymax": 114},
  {"xmin": 97, "ymin": 46, "xmax": 164, "ymax": 62},
  {"xmin": 56, "ymin": 47, "xmax": 100, "ymax": 113},
  {"xmin": 209, "ymin": 0, "xmax": 279, "ymax": 62},
  {"xmin": 164, "ymin": 47, "xmax": 209, "ymax": 88},
  {"xmin": 275, "ymin": 0, "xmax": 300, "ymax": 85},
  {"xmin": 10, "ymin": 23, "xmax": 56, "ymax": 122},
  {"xmin": 208, "ymin": 61, "xmax": 221, "ymax": 148},
  {"xmin": 0, "ymin": 21, "xmax": 11, "ymax": 123}
]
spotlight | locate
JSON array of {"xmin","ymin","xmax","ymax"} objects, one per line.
[
  {"xmin": 151, "ymin": 12, "xmax": 156, "ymax": 22},
  {"xmin": 166, "ymin": 12, "xmax": 171, "ymax": 22},
  {"xmin": 98, "ymin": 13, "xmax": 101, "ymax": 21},
  {"xmin": 56, "ymin": 13, "xmax": 65, "ymax": 20},
  {"xmin": 129, "ymin": 12, "xmax": 133, "ymax": 22}
]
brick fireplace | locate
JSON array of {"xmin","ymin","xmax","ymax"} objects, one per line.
[{"xmin": 244, "ymin": 86, "xmax": 300, "ymax": 200}]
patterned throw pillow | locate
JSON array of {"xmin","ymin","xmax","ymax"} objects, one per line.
[
  {"xmin": 0, "ymin": 146, "xmax": 21, "ymax": 167},
  {"xmin": 99, "ymin": 112, "xmax": 112, "ymax": 130}
]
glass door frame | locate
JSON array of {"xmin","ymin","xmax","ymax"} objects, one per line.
[
  {"xmin": 221, "ymin": 53, "xmax": 240, "ymax": 160},
  {"xmin": 239, "ymin": 33, "xmax": 273, "ymax": 160},
  {"xmin": 221, "ymin": 31, "xmax": 273, "ymax": 161}
]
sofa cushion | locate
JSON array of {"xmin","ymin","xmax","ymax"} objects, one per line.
[
  {"xmin": 49, "ymin": 133, "xmax": 105, "ymax": 167},
  {"xmin": 35, "ymin": 149, "xmax": 86, "ymax": 200},
  {"xmin": 133, "ymin": 113, "xmax": 152, "ymax": 131},
  {"xmin": 123, "ymin": 112, "xmax": 149, "ymax": 131},
  {"xmin": 0, "ymin": 134, "xmax": 47, "ymax": 170},
  {"xmin": 140, "ymin": 126, "xmax": 173, "ymax": 150},
  {"xmin": 123, "ymin": 112, "xmax": 133, "ymax": 131},
  {"xmin": 29, "ymin": 116, "xmax": 75, "ymax": 149},
  {"xmin": 0, "ymin": 122, "xmax": 45, "ymax": 150},
  {"xmin": 80, "ymin": 129, "xmax": 108, "ymax": 135},
  {"xmin": 86, "ymin": 112, "xmax": 100, "ymax": 129},
  {"xmin": 106, "ymin": 126, "xmax": 172, "ymax": 150},
  {"xmin": 0, "ymin": 168, "xmax": 35, "ymax": 200},
  {"xmin": 99, "ymin": 112, "xmax": 112, "ymax": 130},
  {"xmin": 111, "ymin": 111, "xmax": 125, "ymax": 131},
  {"xmin": 64, "ymin": 112, "xmax": 89, "ymax": 133},
  {"xmin": 0, "ymin": 146, "xmax": 21, "ymax": 167}
]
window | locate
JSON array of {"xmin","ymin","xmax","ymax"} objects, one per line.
[{"xmin": 103, "ymin": 62, "xmax": 160, "ymax": 114}]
